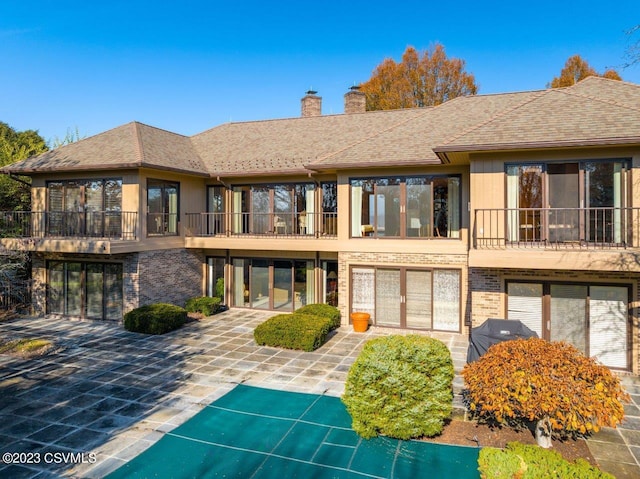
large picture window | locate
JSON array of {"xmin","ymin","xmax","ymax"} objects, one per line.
[
  {"xmin": 47, "ymin": 179, "xmax": 123, "ymax": 237},
  {"xmin": 350, "ymin": 176, "xmax": 460, "ymax": 238},
  {"xmin": 350, "ymin": 266, "xmax": 460, "ymax": 331}
]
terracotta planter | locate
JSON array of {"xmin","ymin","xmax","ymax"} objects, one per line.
[{"xmin": 350, "ymin": 312, "xmax": 370, "ymax": 332}]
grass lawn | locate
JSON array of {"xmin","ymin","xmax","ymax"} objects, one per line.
[{"xmin": 0, "ymin": 337, "xmax": 54, "ymax": 357}]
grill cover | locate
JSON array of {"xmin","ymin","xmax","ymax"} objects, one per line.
[{"xmin": 466, "ymin": 319, "xmax": 538, "ymax": 363}]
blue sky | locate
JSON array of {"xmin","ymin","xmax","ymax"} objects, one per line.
[{"xmin": 1, "ymin": 1, "xmax": 639, "ymax": 144}]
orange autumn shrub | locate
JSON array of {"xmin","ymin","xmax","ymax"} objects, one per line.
[{"xmin": 462, "ymin": 338, "xmax": 629, "ymax": 440}]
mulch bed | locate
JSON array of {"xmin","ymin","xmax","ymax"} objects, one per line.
[{"xmin": 420, "ymin": 418, "xmax": 595, "ymax": 464}]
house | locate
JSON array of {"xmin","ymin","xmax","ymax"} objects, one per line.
[{"xmin": 2, "ymin": 77, "xmax": 639, "ymax": 373}]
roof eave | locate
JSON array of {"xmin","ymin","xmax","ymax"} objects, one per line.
[
  {"xmin": 208, "ymin": 167, "xmax": 316, "ymax": 178},
  {"xmin": 434, "ymin": 137, "xmax": 640, "ymax": 154},
  {"xmin": 307, "ymin": 158, "xmax": 443, "ymax": 171},
  {"xmin": 1, "ymin": 162, "xmax": 210, "ymax": 177}
]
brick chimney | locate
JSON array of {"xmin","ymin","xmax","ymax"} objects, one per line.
[
  {"xmin": 301, "ymin": 90, "xmax": 322, "ymax": 117},
  {"xmin": 344, "ymin": 85, "xmax": 366, "ymax": 114}
]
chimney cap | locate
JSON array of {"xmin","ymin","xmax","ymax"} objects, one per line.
[
  {"xmin": 349, "ymin": 85, "xmax": 361, "ymax": 91},
  {"xmin": 306, "ymin": 90, "xmax": 318, "ymax": 95}
]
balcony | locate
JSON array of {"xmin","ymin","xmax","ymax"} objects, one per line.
[
  {"xmin": 185, "ymin": 212, "xmax": 338, "ymax": 238},
  {"xmin": 0, "ymin": 211, "xmax": 138, "ymax": 241},
  {"xmin": 473, "ymin": 207, "xmax": 640, "ymax": 249}
]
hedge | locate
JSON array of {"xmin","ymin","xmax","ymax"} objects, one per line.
[
  {"xmin": 478, "ymin": 442, "xmax": 614, "ymax": 479},
  {"xmin": 254, "ymin": 313, "xmax": 334, "ymax": 352},
  {"xmin": 295, "ymin": 303, "xmax": 341, "ymax": 329},
  {"xmin": 342, "ymin": 335, "xmax": 454, "ymax": 440},
  {"xmin": 185, "ymin": 296, "xmax": 223, "ymax": 316},
  {"xmin": 124, "ymin": 303, "xmax": 187, "ymax": 335}
]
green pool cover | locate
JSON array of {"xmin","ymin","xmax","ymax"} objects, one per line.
[{"xmin": 107, "ymin": 384, "xmax": 479, "ymax": 478}]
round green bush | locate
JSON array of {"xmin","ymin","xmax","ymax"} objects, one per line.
[
  {"xmin": 124, "ymin": 303, "xmax": 187, "ymax": 334},
  {"xmin": 342, "ymin": 335, "xmax": 454, "ymax": 440},
  {"xmin": 295, "ymin": 303, "xmax": 341, "ymax": 329},
  {"xmin": 478, "ymin": 441, "xmax": 614, "ymax": 479}
]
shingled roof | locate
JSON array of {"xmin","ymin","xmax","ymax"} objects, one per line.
[
  {"xmin": 190, "ymin": 108, "xmax": 426, "ymax": 176},
  {"xmin": 435, "ymin": 77, "xmax": 640, "ymax": 157},
  {"xmin": 3, "ymin": 122, "xmax": 207, "ymax": 176},
  {"xmin": 4, "ymin": 77, "xmax": 639, "ymax": 177}
]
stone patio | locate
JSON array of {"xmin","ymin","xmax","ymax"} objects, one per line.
[{"xmin": 0, "ymin": 309, "xmax": 638, "ymax": 478}]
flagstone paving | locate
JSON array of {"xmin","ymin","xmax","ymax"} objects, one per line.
[{"xmin": 0, "ymin": 309, "xmax": 638, "ymax": 478}]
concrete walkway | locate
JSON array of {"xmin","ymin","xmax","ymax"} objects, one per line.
[{"xmin": 0, "ymin": 309, "xmax": 638, "ymax": 478}]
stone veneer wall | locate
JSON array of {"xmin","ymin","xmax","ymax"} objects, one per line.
[
  {"xmin": 125, "ymin": 248, "xmax": 204, "ymax": 312},
  {"xmin": 30, "ymin": 253, "xmax": 46, "ymax": 316},
  {"xmin": 337, "ymin": 251, "xmax": 469, "ymax": 327}
]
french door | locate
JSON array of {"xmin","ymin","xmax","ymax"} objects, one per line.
[{"xmin": 507, "ymin": 281, "xmax": 629, "ymax": 369}]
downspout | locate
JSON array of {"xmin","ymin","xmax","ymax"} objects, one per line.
[{"xmin": 215, "ymin": 176, "xmax": 230, "ymax": 189}]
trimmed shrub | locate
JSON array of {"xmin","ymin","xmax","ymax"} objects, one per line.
[
  {"xmin": 478, "ymin": 441, "xmax": 614, "ymax": 479},
  {"xmin": 124, "ymin": 303, "xmax": 187, "ymax": 335},
  {"xmin": 185, "ymin": 296, "xmax": 223, "ymax": 317},
  {"xmin": 462, "ymin": 338, "xmax": 629, "ymax": 447},
  {"xmin": 342, "ymin": 335, "xmax": 454, "ymax": 440},
  {"xmin": 254, "ymin": 313, "xmax": 334, "ymax": 352},
  {"xmin": 295, "ymin": 303, "xmax": 341, "ymax": 330}
]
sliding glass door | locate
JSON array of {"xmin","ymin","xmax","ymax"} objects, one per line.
[
  {"xmin": 350, "ymin": 176, "xmax": 461, "ymax": 238},
  {"xmin": 148, "ymin": 179, "xmax": 179, "ymax": 235},
  {"xmin": 232, "ymin": 184, "xmax": 315, "ymax": 235},
  {"xmin": 47, "ymin": 261, "xmax": 123, "ymax": 320},
  {"xmin": 233, "ymin": 258, "xmax": 314, "ymax": 311},
  {"xmin": 547, "ymin": 163, "xmax": 580, "ymax": 242},
  {"xmin": 507, "ymin": 281, "xmax": 630, "ymax": 369},
  {"xmin": 351, "ymin": 266, "xmax": 460, "ymax": 331},
  {"xmin": 506, "ymin": 160, "xmax": 628, "ymax": 244}
]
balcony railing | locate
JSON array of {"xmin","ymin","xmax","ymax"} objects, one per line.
[
  {"xmin": 474, "ymin": 207, "xmax": 640, "ymax": 249},
  {"xmin": 185, "ymin": 212, "xmax": 338, "ymax": 238},
  {"xmin": 0, "ymin": 211, "xmax": 138, "ymax": 240},
  {"xmin": 147, "ymin": 213, "xmax": 179, "ymax": 236}
]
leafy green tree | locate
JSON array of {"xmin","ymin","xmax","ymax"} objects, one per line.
[
  {"xmin": 360, "ymin": 44, "xmax": 478, "ymax": 110},
  {"xmin": 0, "ymin": 122, "xmax": 48, "ymax": 210},
  {"xmin": 548, "ymin": 55, "xmax": 622, "ymax": 88}
]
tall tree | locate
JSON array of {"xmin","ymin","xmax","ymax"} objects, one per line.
[
  {"xmin": 360, "ymin": 44, "xmax": 478, "ymax": 111},
  {"xmin": 625, "ymin": 24, "xmax": 640, "ymax": 67},
  {"xmin": 548, "ymin": 55, "xmax": 622, "ymax": 88},
  {"xmin": 0, "ymin": 122, "xmax": 48, "ymax": 210}
]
